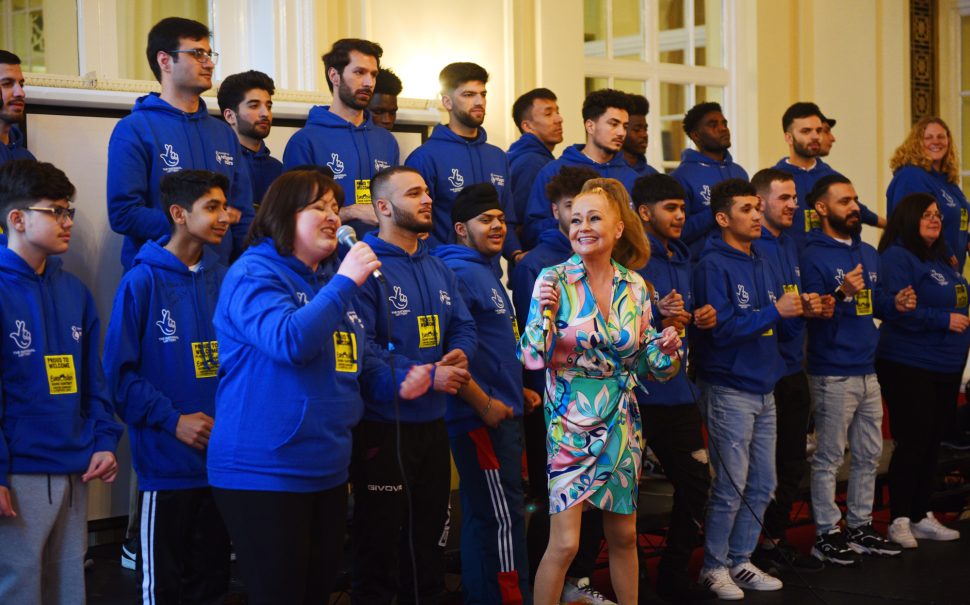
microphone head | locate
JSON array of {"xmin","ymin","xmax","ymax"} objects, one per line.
[
  {"xmin": 542, "ymin": 272, "xmax": 558, "ymax": 285},
  {"xmin": 336, "ymin": 225, "xmax": 358, "ymax": 248}
]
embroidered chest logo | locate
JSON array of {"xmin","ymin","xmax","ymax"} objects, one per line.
[
  {"xmin": 835, "ymin": 268, "xmax": 846, "ymax": 286},
  {"xmin": 374, "ymin": 159, "xmax": 390, "ymax": 171},
  {"xmin": 156, "ymin": 309, "xmax": 179, "ymax": 343},
  {"xmin": 9, "ymin": 319, "xmax": 34, "ymax": 357},
  {"xmin": 328, "ymin": 153, "xmax": 346, "ymax": 177},
  {"xmin": 491, "ymin": 288, "xmax": 507, "ymax": 314},
  {"xmin": 439, "ymin": 290, "xmax": 452, "ymax": 306},
  {"xmin": 448, "ymin": 169, "xmax": 464, "ymax": 190},
  {"xmin": 71, "ymin": 326, "xmax": 82, "ymax": 342},
  {"xmin": 735, "ymin": 284, "xmax": 750, "ymax": 308},
  {"xmin": 215, "ymin": 151, "xmax": 234, "ymax": 166},
  {"xmin": 942, "ymin": 190, "xmax": 957, "ymax": 208},
  {"xmin": 490, "ymin": 173, "xmax": 505, "ymax": 187},
  {"xmin": 700, "ymin": 185, "xmax": 712, "ymax": 206},
  {"xmin": 295, "ymin": 291, "xmax": 309, "ymax": 306},
  {"xmin": 868, "ymin": 271, "xmax": 878, "ymax": 285},
  {"xmin": 160, "ymin": 144, "xmax": 181, "ymax": 173},
  {"xmin": 389, "ymin": 286, "xmax": 410, "ymax": 316},
  {"xmin": 931, "ymin": 269, "xmax": 949, "ymax": 286},
  {"xmin": 346, "ymin": 310, "xmax": 364, "ymax": 329}
]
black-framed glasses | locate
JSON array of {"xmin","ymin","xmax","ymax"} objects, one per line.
[
  {"xmin": 24, "ymin": 206, "xmax": 76, "ymax": 223},
  {"xmin": 168, "ymin": 48, "xmax": 220, "ymax": 65}
]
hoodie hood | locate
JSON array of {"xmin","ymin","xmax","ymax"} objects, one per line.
[
  {"xmin": 131, "ymin": 92, "xmax": 211, "ymax": 121},
  {"xmin": 678, "ymin": 148, "xmax": 737, "ymax": 167},
  {"xmin": 428, "ymin": 122, "xmax": 489, "ymax": 146},
  {"xmin": 306, "ymin": 105, "xmax": 378, "ymax": 130},
  {"xmin": 508, "ymin": 133, "xmax": 553, "ymax": 164},
  {"xmin": 560, "ymin": 143, "xmax": 628, "ymax": 169},
  {"xmin": 132, "ymin": 238, "xmax": 223, "ymax": 274},
  {"xmin": 431, "ymin": 243, "xmax": 493, "ymax": 267}
]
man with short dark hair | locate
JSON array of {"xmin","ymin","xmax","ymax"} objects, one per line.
[
  {"xmin": 369, "ymin": 67, "xmax": 402, "ymax": 131},
  {"xmin": 621, "ymin": 93, "xmax": 657, "ymax": 178},
  {"xmin": 406, "ymin": 62, "xmax": 522, "ymax": 260},
  {"xmin": 0, "ymin": 50, "xmax": 34, "ymax": 164},
  {"xmin": 218, "ymin": 69, "xmax": 282, "ymax": 207},
  {"xmin": 522, "ymin": 88, "xmax": 638, "ymax": 248},
  {"xmin": 107, "ymin": 17, "xmax": 253, "ymax": 270},
  {"xmin": 673, "ymin": 102, "xmax": 748, "ymax": 258},
  {"xmin": 284, "ymin": 38, "xmax": 399, "ymax": 238},
  {"xmin": 820, "ymin": 116, "xmax": 837, "ymax": 157},
  {"xmin": 508, "ymin": 88, "xmax": 563, "ymax": 230}
]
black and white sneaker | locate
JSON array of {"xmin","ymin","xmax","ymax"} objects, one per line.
[
  {"xmin": 846, "ymin": 523, "xmax": 903, "ymax": 556},
  {"xmin": 811, "ymin": 528, "xmax": 859, "ymax": 566}
]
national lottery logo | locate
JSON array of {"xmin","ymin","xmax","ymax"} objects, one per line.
[
  {"xmin": 942, "ymin": 190, "xmax": 957, "ymax": 208},
  {"xmin": 159, "ymin": 144, "xmax": 181, "ymax": 173},
  {"xmin": 388, "ymin": 286, "xmax": 410, "ymax": 317},
  {"xmin": 328, "ymin": 153, "xmax": 346, "ymax": 177},
  {"xmin": 71, "ymin": 326, "xmax": 82, "ymax": 342},
  {"xmin": 835, "ymin": 268, "xmax": 846, "ymax": 286},
  {"xmin": 767, "ymin": 289, "xmax": 777, "ymax": 304},
  {"xmin": 448, "ymin": 169, "xmax": 465, "ymax": 191},
  {"xmin": 295, "ymin": 291, "xmax": 309, "ymax": 306},
  {"xmin": 490, "ymin": 288, "xmax": 506, "ymax": 314},
  {"xmin": 931, "ymin": 269, "xmax": 949, "ymax": 286},
  {"xmin": 439, "ymin": 290, "xmax": 452, "ymax": 306},
  {"xmin": 156, "ymin": 309, "xmax": 179, "ymax": 343},
  {"xmin": 735, "ymin": 284, "xmax": 750, "ymax": 307},
  {"xmin": 700, "ymin": 185, "xmax": 712, "ymax": 206},
  {"xmin": 9, "ymin": 319, "xmax": 35, "ymax": 358}
]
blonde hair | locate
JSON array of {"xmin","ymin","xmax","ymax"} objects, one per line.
[
  {"xmin": 889, "ymin": 116, "xmax": 960, "ymax": 184},
  {"xmin": 578, "ymin": 178, "xmax": 651, "ymax": 270}
]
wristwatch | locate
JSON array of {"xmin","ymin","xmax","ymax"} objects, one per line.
[{"xmin": 834, "ymin": 286, "xmax": 848, "ymax": 302}]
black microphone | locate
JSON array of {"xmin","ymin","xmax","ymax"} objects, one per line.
[{"xmin": 336, "ymin": 225, "xmax": 384, "ymax": 281}]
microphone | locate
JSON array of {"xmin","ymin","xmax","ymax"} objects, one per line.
[
  {"xmin": 541, "ymin": 272, "xmax": 558, "ymax": 336},
  {"xmin": 336, "ymin": 225, "xmax": 384, "ymax": 281}
]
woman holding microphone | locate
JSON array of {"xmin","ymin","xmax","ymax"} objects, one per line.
[
  {"xmin": 876, "ymin": 192, "xmax": 968, "ymax": 549},
  {"xmin": 518, "ymin": 178, "xmax": 682, "ymax": 605},
  {"xmin": 207, "ymin": 170, "xmax": 431, "ymax": 605}
]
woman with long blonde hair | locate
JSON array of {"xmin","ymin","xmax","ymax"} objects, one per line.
[
  {"xmin": 518, "ymin": 178, "xmax": 682, "ymax": 604},
  {"xmin": 887, "ymin": 116, "xmax": 970, "ymax": 269}
]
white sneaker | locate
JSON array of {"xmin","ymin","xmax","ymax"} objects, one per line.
[
  {"xmin": 560, "ymin": 577, "xmax": 616, "ymax": 605},
  {"xmin": 911, "ymin": 512, "xmax": 961, "ymax": 541},
  {"xmin": 730, "ymin": 562, "xmax": 783, "ymax": 592},
  {"xmin": 888, "ymin": 517, "xmax": 918, "ymax": 548},
  {"xmin": 700, "ymin": 567, "xmax": 744, "ymax": 601}
]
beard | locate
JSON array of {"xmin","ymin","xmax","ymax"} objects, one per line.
[
  {"xmin": 792, "ymin": 138, "xmax": 820, "ymax": 159},
  {"xmin": 390, "ymin": 201, "xmax": 432, "ymax": 234},
  {"xmin": 453, "ymin": 106, "xmax": 484, "ymax": 129},
  {"xmin": 237, "ymin": 115, "xmax": 270, "ymax": 141},
  {"xmin": 829, "ymin": 211, "xmax": 862, "ymax": 237},
  {"xmin": 337, "ymin": 78, "xmax": 371, "ymax": 111}
]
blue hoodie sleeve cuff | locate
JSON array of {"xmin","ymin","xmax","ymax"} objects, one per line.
[
  {"xmin": 162, "ymin": 411, "xmax": 181, "ymax": 436},
  {"xmin": 94, "ymin": 432, "xmax": 121, "ymax": 454}
]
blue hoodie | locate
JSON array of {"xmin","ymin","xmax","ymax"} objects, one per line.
[
  {"xmin": 753, "ymin": 227, "xmax": 805, "ymax": 376},
  {"xmin": 877, "ymin": 243, "xmax": 970, "ymax": 374},
  {"xmin": 282, "ymin": 106, "xmax": 399, "ymax": 238},
  {"xmin": 433, "ymin": 245, "xmax": 524, "ymax": 436},
  {"xmin": 107, "ymin": 94, "xmax": 254, "ymax": 269},
  {"xmin": 522, "ymin": 144, "xmax": 639, "ymax": 248},
  {"xmin": 0, "ymin": 126, "xmax": 35, "ymax": 164},
  {"xmin": 405, "ymin": 124, "xmax": 521, "ymax": 256},
  {"xmin": 692, "ymin": 235, "xmax": 787, "ymax": 394},
  {"xmin": 635, "ymin": 234, "xmax": 695, "ymax": 406},
  {"xmin": 507, "ymin": 133, "xmax": 555, "ymax": 225},
  {"xmin": 207, "ymin": 239, "xmax": 404, "ymax": 492},
  {"xmin": 800, "ymin": 231, "xmax": 890, "ymax": 376},
  {"xmin": 356, "ymin": 233, "xmax": 478, "ymax": 423},
  {"xmin": 627, "ymin": 153, "xmax": 660, "ymax": 178},
  {"xmin": 886, "ymin": 165, "xmax": 970, "ymax": 270},
  {"xmin": 672, "ymin": 149, "xmax": 748, "ymax": 258},
  {"xmin": 103, "ymin": 241, "xmax": 227, "ymax": 491},
  {"xmin": 241, "ymin": 142, "xmax": 283, "ymax": 208},
  {"xmin": 0, "ymin": 248, "xmax": 122, "ymax": 487},
  {"xmin": 772, "ymin": 157, "xmax": 879, "ymax": 248}
]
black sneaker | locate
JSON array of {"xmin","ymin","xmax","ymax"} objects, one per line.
[
  {"xmin": 121, "ymin": 536, "xmax": 138, "ymax": 571},
  {"xmin": 752, "ymin": 541, "xmax": 824, "ymax": 575},
  {"xmin": 846, "ymin": 523, "xmax": 903, "ymax": 556},
  {"xmin": 941, "ymin": 432, "xmax": 970, "ymax": 450},
  {"xmin": 811, "ymin": 529, "xmax": 860, "ymax": 566}
]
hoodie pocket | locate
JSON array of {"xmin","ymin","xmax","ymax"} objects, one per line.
[{"xmin": 268, "ymin": 396, "xmax": 362, "ymax": 470}]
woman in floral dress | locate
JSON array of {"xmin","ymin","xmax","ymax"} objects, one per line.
[{"xmin": 519, "ymin": 178, "xmax": 682, "ymax": 605}]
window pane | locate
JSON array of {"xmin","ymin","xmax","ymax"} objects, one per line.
[
  {"xmin": 697, "ymin": 86, "xmax": 723, "ymax": 105},
  {"xmin": 0, "ymin": 0, "xmax": 78, "ymax": 75},
  {"xmin": 584, "ymin": 0, "xmax": 608, "ymax": 59},
  {"xmin": 117, "ymin": 0, "xmax": 209, "ymax": 81},
  {"xmin": 694, "ymin": 0, "xmax": 706, "ymax": 25},
  {"xmin": 660, "ymin": 82, "xmax": 688, "ymax": 162},
  {"xmin": 613, "ymin": 0, "xmax": 644, "ymax": 61},
  {"xmin": 695, "ymin": 0, "xmax": 723, "ymax": 67},
  {"xmin": 614, "ymin": 79, "xmax": 646, "ymax": 95},
  {"xmin": 660, "ymin": 49, "xmax": 685, "ymax": 64},
  {"xmin": 658, "ymin": 0, "xmax": 685, "ymax": 30},
  {"xmin": 585, "ymin": 77, "xmax": 610, "ymax": 97},
  {"xmin": 659, "ymin": 0, "xmax": 687, "ymax": 64}
]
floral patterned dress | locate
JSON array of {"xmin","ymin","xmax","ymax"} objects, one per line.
[{"xmin": 517, "ymin": 255, "xmax": 679, "ymax": 514}]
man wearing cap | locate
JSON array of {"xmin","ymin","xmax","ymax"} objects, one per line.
[{"xmin": 433, "ymin": 183, "xmax": 539, "ymax": 605}]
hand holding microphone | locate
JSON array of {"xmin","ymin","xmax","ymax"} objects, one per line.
[
  {"xmin": 657, "ymin": 326, "xmax": 682, "ymax": 356},
  {"xmin": 539, "ymin": 272, "xmax": 560, "ymax": 335},
  {"xmin": 336, "ymin": 225, "xmax": 383, "ymax": 284}
]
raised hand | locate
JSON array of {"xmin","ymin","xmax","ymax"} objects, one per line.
[
  {"xmin": 336, "ymin": 241, "xmax": 381, "ymax": 286},
  {"xmin": 775, "ymin": 291, "xmax": 804, "ymax": 319}
]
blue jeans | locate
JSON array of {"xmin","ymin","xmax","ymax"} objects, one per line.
[
  {"xmin": 808, "ymin": 374, "xmax": 883, "ymax": 534},
  {"xmin": 699, "ymin": 383, "xmax": 777, "ymax": 570}
]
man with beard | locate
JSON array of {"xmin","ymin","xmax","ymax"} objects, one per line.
[
  {"xmin": 521, "ymin": 89, "xmax": 638, "ymax": 248},
  {"xmin": 0, "ymin": 51, "xmax": 34, "ymax": 164},
  {"xmin": 621, "ymin": 93, "xmax": 658, "ymax": 178},
  {"xmin": 284, "ymin": 38, "xmax": 399, "ymax": 238},
  {"xmin": 352, "ymin": 166, "xmax": 477, "ymax": 604},
  {"xmin": 218, "ymin": 70, "xmax": 282, "ymax": 208},
  {"xmin": 800, "ymin": 175, "xmax": 914, "ymax": 566},
  {"xmin": 107, "ymin": 17, "xmax": 253, "ymax": 270},
  {"xmin": 773, "ymin": 103, "xmax": 882, "ymax": 249},
  {"xmin": 507, "ymin": 88, "xmax": 563, "ymax": 237},
  {"xmin": 406, "ymin": 62, "xmax": 522, "ymax": 261},
  {"xmin": 369, "ymin": 67, "xmax": 402, "ymax": 131},
  {"xmin": 673, "ymin": 102, "xmax": 748, "ymax": 258}
]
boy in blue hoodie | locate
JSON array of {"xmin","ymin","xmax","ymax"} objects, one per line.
[
  {"xmin": 672, "ymin": 102, "xmax": 748, "ymax": 259},
  {"xmin": 218, "ymin": 70, "xmax": 283, "ymax": 208},
  {"xmin": 352, "ymin": 166, "xmax": 477, "ymax": 604},
  {"xmin": 0, "ymin": 160, "xmax": 123, "ymax": 603},
  {"xmin": 632, "ymin": 173, "xmax": 718, "ymax": 602},
  {"xmin": 104, "ymin": 170, "xmax": 232, "ymax": 604},
  {"xmin": 283, "ymin": 38, "xmax": 400, "ymax": 239},
  {"xmin": 406, "ymin": 62, "xmax": 523, "ymax": 261},
  {"xmin": 107, "ymin": 17, "xmax": 254, "ymax": 270},
  {"xmin": 800, "ymin": 174, "xmax": 914, "ymax": 566},
  {"xmin": 433, "ymin": 183, "xmax": 540, "ymax": 605},
  {"xmin": 508, "ymin": 88, "xmax": 563, "ymax": 229},
  {"xmin": 522, "ymin": 89, "xmax": 640, "ymax": 248},
  {"xmin": 620, "ymin": 94, "xmax": 658, "ymax": 178},
  {"xmin": 693, "ymin": 178, "xmax": 805, "ymax": 600},
  {"xmin": 0, "ymin": 51, "xmax": 35, "ymax": 165}
]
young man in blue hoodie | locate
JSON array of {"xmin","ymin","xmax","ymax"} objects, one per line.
[
  {"xmin": 508, "ymin": 88, "xmax": 563, "ymax": 231},
  {"xmin": 0, "ymin": 159, "xmax": 123, "ymax": 603},
  {"xmin": 104, "ymin": 170, "xmax": 232, "ymax": 604},
  {"xmin": 621, "ymin": 94, "xmax": 658, "ymax": 178},
  {"xmin": 433, "ymin": 183, "xmax": 540, "ymax": 605},
  {"xmin": 406, "ymin": 62, "xmax": 523, "ymax": 261},
  {"xmin": 522, "ymin": 88, "xmax": 639, "ymax": 248},
  {"xmin": 693, "ymin": 178, "xmax": 805, "ymax": 599},
  {"xmin": 283, "ymin": 38, "xmax": 400, "ymax": 239},
  {"xmin": 800, "ymin": 174, "xmax": 913, "ymax": 566},
  {"xmin": 107, "ymin": 17, "xmax": 253, "ymax": 270},
  {"xmin": 218, "ymin": 70, "xmax": 283, "ymax": 208},
  {"xmin": 352, "ymin": 166, "xmax": 478, "ymax": 604},
  {"xmin": 632, "ymin": 173, "xmax": 718, "ymax": 602},
  {"xmin": 673, "ymin": 102, "xmax": 748, "ymax": 259},
  {"xmin": 369, "ymin": 67, "xmax": 403, "ymax": 131},
  {"xmin": 0, "ymin": 51, "xmax": 35, "ymax": 164}
]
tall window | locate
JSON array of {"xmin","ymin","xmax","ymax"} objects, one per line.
[
  {"xmin": 0, "ymin": 0, "xmax": 46, "ymax": 72},
  {"xmin": 583, "ymin": 0, "xmax": 730, "ymax": 171}
]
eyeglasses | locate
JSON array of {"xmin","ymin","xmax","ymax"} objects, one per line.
[
  {"xmin": 24, "ymin": 206, "xmax": 76, "ymax": 223},
  {"xmin": 168, "ymin": 48, "xmax": 219, "ymax": 65},
  {"xmin": 921, "ymin": 211, "xmax": 943, "ymax": 221}
]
